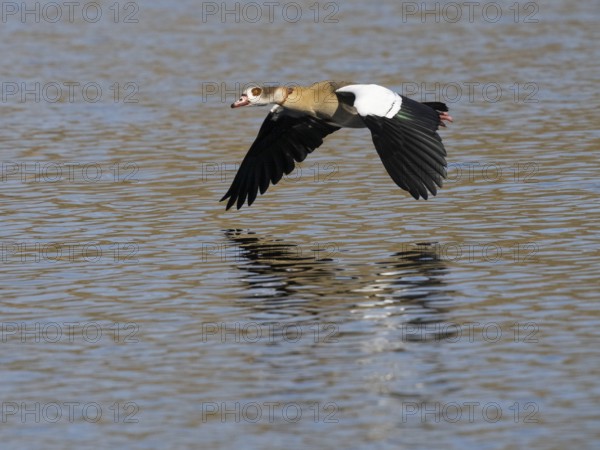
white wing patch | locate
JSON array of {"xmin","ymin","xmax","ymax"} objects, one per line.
[{"xmin": 336, "ymin": 84, "xmax": 402, "ymax": 118}]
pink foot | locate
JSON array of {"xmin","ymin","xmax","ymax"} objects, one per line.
[{"xmin": 439, "ymin": 111, "xmax": 453, "ymax": 127}]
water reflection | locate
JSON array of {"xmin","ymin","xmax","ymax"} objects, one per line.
[
  {"xmin": 224, "ymin": 228, "xmax": 344, "ymax": 305},
  {"xmin": 225, "ymin": 230, "xmax": 453, "ymax": 342},
  {"xmin": 355, "ymin": 245, "xmax": 456, "ymax": 342}
]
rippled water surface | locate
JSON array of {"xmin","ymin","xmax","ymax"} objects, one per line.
[{"xmin": 1, "ymin": 1, "xmax": 599, "ymax": 448}]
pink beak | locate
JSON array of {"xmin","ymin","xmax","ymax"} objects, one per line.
[{"xmin": 231, "ymin": 95, "xmax": 250, "ymax": 108}]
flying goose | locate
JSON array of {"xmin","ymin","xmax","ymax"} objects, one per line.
[{"xmin": 221, "ymin": 81, "xmax": 452, "ymax": 210}]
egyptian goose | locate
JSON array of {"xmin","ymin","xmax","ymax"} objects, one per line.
[{"xmin": 222, "ymin": 81, "xmax": 452, "ymax": 210}]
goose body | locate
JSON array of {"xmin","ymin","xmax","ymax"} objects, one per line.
[{"xmin": 222, "ymin": 81, "xmax": 452, "ymax": 210}]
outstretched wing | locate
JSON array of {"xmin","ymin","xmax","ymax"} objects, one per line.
[
  {"xmin": 221, "ymin": 108, "xmax": 340, "ymax": 210},
  {"xmin": 363, "ymin": 95, "xmax": 447, "ymax": 200},
  {"xmin": 336, "ymin": 84, "xmax": 448, "ymax": 200}
]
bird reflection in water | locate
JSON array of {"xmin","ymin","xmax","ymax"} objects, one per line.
[
  {"xmin": 224, "ymin": 229, "xmax": 344, "ymax": 309},
  {"xmin": 224, "ymin": 230, "xmax": 455, "ymax": 342},
  {"xmin": 355, "ymin": 244, "xmax": 457, "ymax": 343}
]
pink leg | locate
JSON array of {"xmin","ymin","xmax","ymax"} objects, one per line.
[{"xmin": 439, "ymin": 111, "xmax": 453, "ymax": 127}]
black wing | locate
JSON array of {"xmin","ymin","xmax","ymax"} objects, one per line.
[
  {"xmin": 363, "ymin": 96, "xmax": 448, "ymax": 200},
  {"xmin": 221, "ymin": 110, "xmax": 340, "ymax": 210}
]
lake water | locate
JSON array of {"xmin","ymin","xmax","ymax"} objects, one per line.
[{"xmin": 1, "ymin": 0, "xmax": 599, "ymax": 448}]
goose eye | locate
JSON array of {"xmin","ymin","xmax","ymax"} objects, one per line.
[{"xmin": 251, "ymin": 87, "xmax": 262, "ymax": 96}]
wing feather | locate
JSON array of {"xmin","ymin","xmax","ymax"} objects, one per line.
[{"xmin": 221, "ymin": 110, "xmax": 339, "ymax": 210}]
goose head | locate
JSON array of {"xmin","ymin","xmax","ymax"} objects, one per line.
[{"xmin": 231, "ymin": 86, "xmax": 291, "ymax": 108}]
